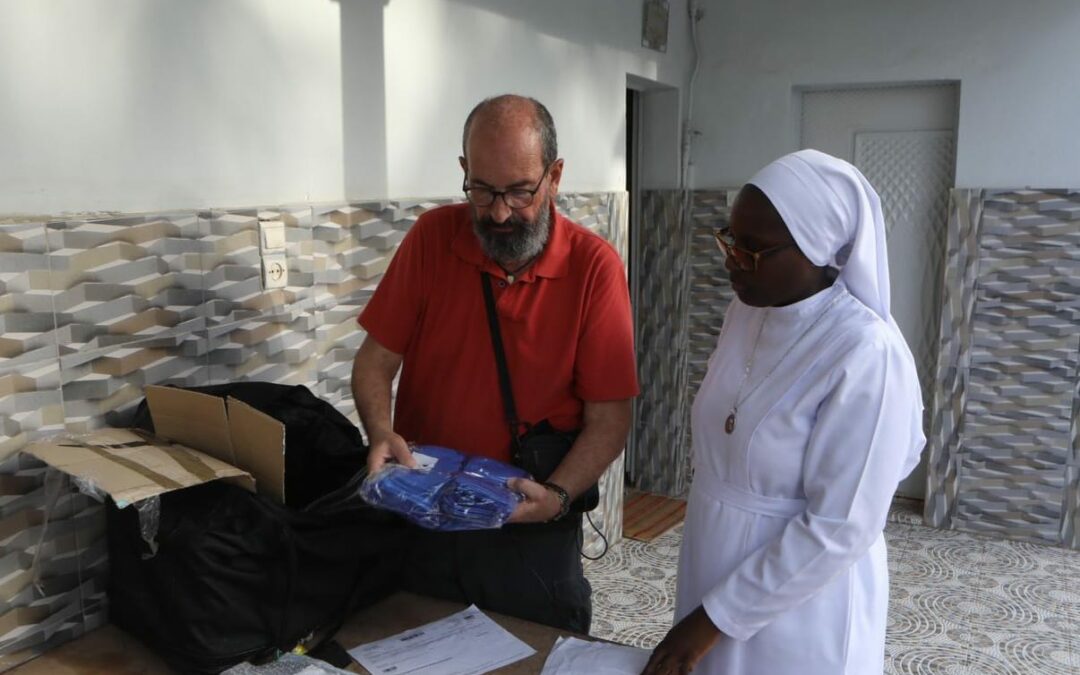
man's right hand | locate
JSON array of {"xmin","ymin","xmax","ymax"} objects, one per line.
[{"xmin": 366, "ymin": 430, "xmax": 417, "ymax": 474}]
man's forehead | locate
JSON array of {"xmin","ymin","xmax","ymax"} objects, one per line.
[
  {"xmin": 465, "ymin": 133, "xmax": 544, "ymax": 183},
  {"xmin": 467, "ymin": 118, "xmax": 541, "ymax": 151}
]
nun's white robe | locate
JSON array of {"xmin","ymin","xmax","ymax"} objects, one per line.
[{"xmin": 675, "ymin": 281, "xmax": 924, "ymax": 674}]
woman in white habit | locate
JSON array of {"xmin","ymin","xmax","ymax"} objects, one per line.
[{"xmin": 643, "ymin": 150, "xmax": 925, "ymax": 674}]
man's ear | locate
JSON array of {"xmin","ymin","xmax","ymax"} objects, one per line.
[
  {"xmin": 547, "ymin": 158, "xmax": 564, "ymax": 196},
  {"xmin": 459, "ymin": 156, "xmax": 468, "ymax": 177}
]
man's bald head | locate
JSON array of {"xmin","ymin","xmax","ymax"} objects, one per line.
[{"xmin": 461, "ymin": 95, "xmax": 558, "ymax": 168}]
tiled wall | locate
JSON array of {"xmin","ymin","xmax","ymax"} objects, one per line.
[
  {"xmin": 637, "ymin": 187, "xmax": 1080, "ymax": 556},
  {"xmin": 628, "ymin": 190, "xmax": 735, "ymax": 498},
  {"xmin": 926, "ymin": 189, "xmax": 1080, "ymax": 549},
  {"xmin": 0, "ymin": 191, "xmax": 627, "ymax": 665}
]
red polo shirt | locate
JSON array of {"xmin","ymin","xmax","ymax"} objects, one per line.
[{"xmin": 358, "ymin": 202, "xmax": 639, "ymax": 462}]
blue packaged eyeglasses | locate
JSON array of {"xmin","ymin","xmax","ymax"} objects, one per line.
[{"xmin": 360, "ymin": 445, "xmax": 530, "ymax": 530}]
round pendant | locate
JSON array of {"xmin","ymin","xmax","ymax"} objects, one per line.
[{"xmin": 725, "ymin": 413, "xmax": 736, "ymax": 434}]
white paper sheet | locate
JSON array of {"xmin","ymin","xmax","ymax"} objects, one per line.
[
  {"xmin": 347, "ymin": 605, "xmax": 535, "ymax": 675},
  {"xmin": 540, "ymin": 637, "xmax": 652, "ymax": 675}
]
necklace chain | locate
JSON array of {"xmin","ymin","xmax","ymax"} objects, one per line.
[
  {"xmin": 725, "ymin": 287, "xmax": 844, "ymax": 434},
  {"xmin": 500, "ymin": 252, "xmax": 541, "ymax": 284}
]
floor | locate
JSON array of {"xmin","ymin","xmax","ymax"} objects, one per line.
[{"xmin": 585, "ymin": 499, "xmax": 1080, "ymax": 674}]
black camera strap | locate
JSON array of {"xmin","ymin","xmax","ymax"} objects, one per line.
[
  {"xmin": 478, "ymin": 272, "xmax": 607, "ymax": 557},
  {"xmin": 480, "ymin": 272, "xmax": 526, "ymax": 450}
]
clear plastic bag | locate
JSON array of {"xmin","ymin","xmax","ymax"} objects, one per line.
[
  {"xmin": 135, "ymin": 496, "xmax": 161, "ymax": 558},
  {"xmin": 360, "ymin": 445, "xmax": 529, "ymax": 531},
  {"xmin": 222, "ymin": 653, "xmax": 354, "ymax": 674},
  {"xmin": 49, "ymin": 435, "xmax": 164, "ymax": 558},
  {"xmin": 70, "ymin": 473, "xmax": 162, "ymax": 558}
]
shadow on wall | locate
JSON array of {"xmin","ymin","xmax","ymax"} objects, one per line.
[
  {"xmin": 126, "ymin": 1, "xmax": 353, "ymax": 207},
  {"xmin": 337, "ymin": 0, "xmax": 389, "ymax": 200},
  {"xmin": 364, "ymin": 0, "xmax": 651, "ymax": 198},
  {"xmin": 446, "ymin": 0, "xmax": 650, "ymax": 53}
]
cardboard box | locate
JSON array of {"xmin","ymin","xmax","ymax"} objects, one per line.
[
  {"xmin": 23, "ymin": 385, "xmax": 288, "ymax": 507},
  {"xmin": 0, "ymin": 386, "xmax": 290, "ymax": 669}
]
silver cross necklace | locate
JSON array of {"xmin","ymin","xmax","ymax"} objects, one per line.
[{"xmin": 725, "ymin": 287, "xmax": 844, "ymax": 434}]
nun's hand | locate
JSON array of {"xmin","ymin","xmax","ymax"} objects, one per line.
[{"xmin": 641, "ymin": 606, "xmax": 722, "ymax": 674}]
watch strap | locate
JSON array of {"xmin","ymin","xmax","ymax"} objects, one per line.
[{"xmin": 542, "ymin": 481, "xmax": 571, "ymax": 521}]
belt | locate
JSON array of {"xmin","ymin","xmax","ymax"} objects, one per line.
[{"xmin": 698, "ymin": 480, "xmax": 806, "ymax": 519}]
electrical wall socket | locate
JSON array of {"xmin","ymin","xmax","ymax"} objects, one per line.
[{"xmin": 262, "ymin": 253, "xmax": 288, "ymax": 289}]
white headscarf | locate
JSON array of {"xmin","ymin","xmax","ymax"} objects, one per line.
[
  {"xmin": 748, "ymin": 149, "xmax": 894, "ymax": 326},
  {"xmin": 749, "ymin": 149, "xmax": 926, "ymax": 477}
]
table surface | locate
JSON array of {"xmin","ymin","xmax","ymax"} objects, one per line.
[{"xmin": 6, "ymin": 591, "xmax": 589, "ymax": 675}]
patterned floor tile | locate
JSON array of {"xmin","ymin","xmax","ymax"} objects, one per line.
[
  {"xmin": 585, "ymin": 525, "xmax": 680, "ymax": 649},
  {"xmin": 888, "ymin": 496, "xmax": 925, "ymax": 527},
  {"xmin": 889, "ymin": 643, "xmax": 1023, "ymax": 674},
  {"xmin": 587, "ymin": 507, "xmax": 1076, "ymax": 673}
]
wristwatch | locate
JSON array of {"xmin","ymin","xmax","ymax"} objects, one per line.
[{"xmin": 542, "ymin": 481, "xmax": 571, "ymax": 521}]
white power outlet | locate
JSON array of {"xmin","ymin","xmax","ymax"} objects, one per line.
[{"xmin": 262, "ymin": 253, "xmax": 288, "ymax": 289}]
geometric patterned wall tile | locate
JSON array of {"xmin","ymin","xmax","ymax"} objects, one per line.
[
  {"xmin": 58, "ymin": 333, "xmax": 207, "ymax": 431},
  {"xmin": 557, "ymin": 193, "xmax": 618, "ymax": 244},
  {"xmin": 1069, "ymin": 365, "xmax": 1080, "ymax": 547},
  {"xmin": 926, "ymin": 189, "xmax": 985, "ymax": 531},
  {"xmin": 0, "ymin": 222, "xmax": 66, "ymax": 462},
  {"xmin": 628, "ymin": 190, "xmax": 735, "ymax": 499},
  {"xmin": 44, "ymin": 213, "xmax": 206, "ymax": 355},
  {"xmin": 0, "ymin": 222, "xmax": 57, "ymax": 372},
  {"xmin": 0, "ymin": 191, "xmax": 630, "ymax": 662},
  {"xmin": 200, "ymin": 208, "xmax": 291, "ymax": 326},
  {"xmin": 196, "ymin": 200, "xmax": 451, "ymax": 418},
  {"xmin": 193, "ymin": 195, "xmax": 624, "ymax": 434},
  {"xmin": 310, "ymin": 199, "xmax": 450, "ymax": 311},
  {"xmin": 0, "ymin": 359, "xmax": 65, "ymax": 463},
  {"xmin": 686, "ymin": 190, "xmax": 736, "ymax": 410},
  {"xmin": 926, "ymin": 188, "xmax": 1080, "ymax": 549},
  {"xmin": 627, "ymin": 190, "xmax": 694, "ymax": 498},
  {"xmin": 313, "ymin": 311, "xmax": 367, "ymax": 425},
  {"xmin": 553, "ymin": 192, "xmax": 627, "ymax": 557},
  {"xmin": 204, "ymin": 312, "xmax": 319, "ymax": 390},
  {"xmin": 0, "ymin": 454, "xmax": 107, "ymax": 670},
  {"xmin": 203, "ymin": 194, "xmax": 627, "ymax": 556},
  {"xmin": 0, "ymin": 221, "xmax": 107, "ymax": 665}
]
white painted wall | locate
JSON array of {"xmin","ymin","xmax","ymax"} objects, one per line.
[
  {"xmin": 637, "ymin": 84, "xmax": 683, "ymax": 190},
  {"xmin": 0, "ymin": 0, "xmax": 356, "ymax": 215},
  {"xmin": 690, "ymin": 0, "xmax": 1080, "ymax": 188},
  {"xmin": 0, "ymin": 0, "xmax": 692, "ymax": 215},
  {"xmin": 382, "ymin": 0, "xmax": 693, "ymax": 198}
]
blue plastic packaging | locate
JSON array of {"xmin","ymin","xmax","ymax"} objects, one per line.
[{"xmin": 360, "ymin": 445, "xmax": 530, "ymax": 530}]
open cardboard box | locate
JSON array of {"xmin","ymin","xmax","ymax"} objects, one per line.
[{"xmin": 23, "ymin": 385, "xmax": 289, "ymax": 508}]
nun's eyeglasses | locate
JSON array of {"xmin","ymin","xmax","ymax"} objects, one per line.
[{"xmin": 713, "ymin": 227, "xmax": 795, "ymax": 272}]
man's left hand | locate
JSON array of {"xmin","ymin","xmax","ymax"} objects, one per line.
[
  {"xmin": 506, "ymin": 477, "xmax": 562, "ymax": 523},
  {"xmin": 641, "ymin": 606, "xmax": 722, "ymax": 674}
]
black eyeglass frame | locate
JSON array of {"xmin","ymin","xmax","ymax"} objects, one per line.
[
  {"xmin": 713, "ymin": 227, "xmax": 796, "ymax": 272},
  {"xmin": 462, "ymin": 163, "xmax": 553, "ymax": 209}
]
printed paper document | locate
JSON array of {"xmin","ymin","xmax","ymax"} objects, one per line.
[{"xmin": 347, "ymin": 605, "xmax": 535, "ymax": 675}]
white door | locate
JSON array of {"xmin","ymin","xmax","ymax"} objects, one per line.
[{"xmin": 801, "ymin": 84, "xmax": 958, "ymax": 499}]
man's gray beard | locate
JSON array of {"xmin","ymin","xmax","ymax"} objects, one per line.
[{"xmin": 471, "ymin": 203, "xmax": 551, "ymax": 267}]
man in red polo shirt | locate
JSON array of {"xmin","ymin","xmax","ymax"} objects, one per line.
[{"xmin": 351, "ymin": 94, "xmax": 638, "ymax": 633}]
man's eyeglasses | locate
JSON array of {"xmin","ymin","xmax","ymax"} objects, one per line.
[
  {"xmin": 713, "ymin": 227, "xmax": 795, "ymax": 272},
  {"xmin": 463, "ymin": 164, "xmax": 551, "ymax": 209}
]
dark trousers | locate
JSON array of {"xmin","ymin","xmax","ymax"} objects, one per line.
[{"xmin": 401, "ymin": 515, "xmax": 591, "ymax": 634}]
